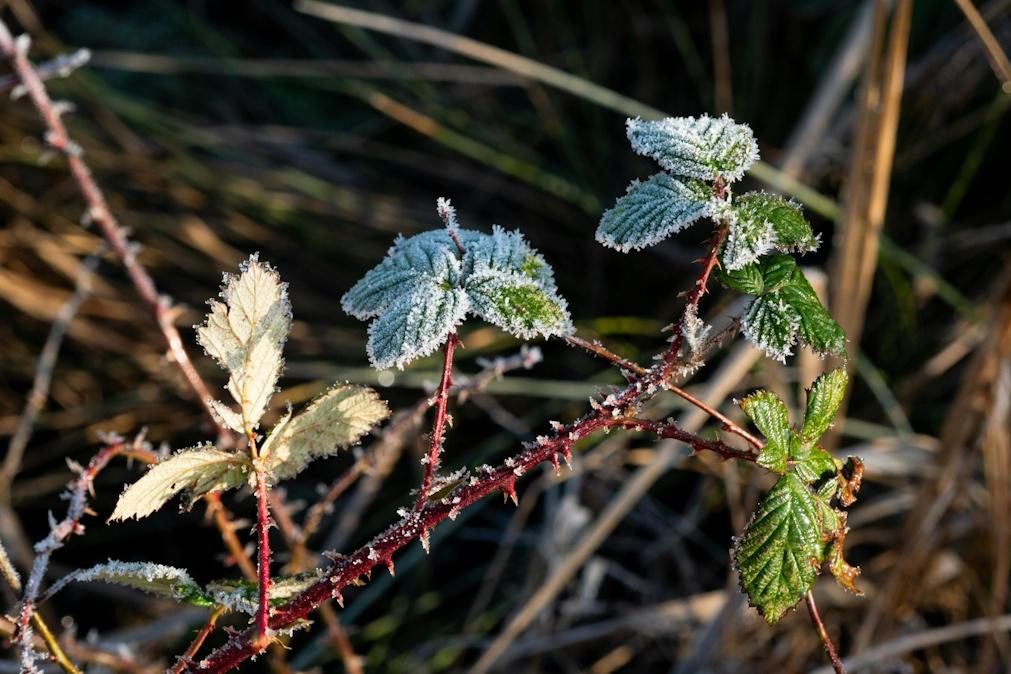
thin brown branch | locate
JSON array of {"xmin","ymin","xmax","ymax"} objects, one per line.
[
  {"xmin": 806, "ymin": 592, "xmax": 846, "ymax": 674},
  {"xmin": 170, "ymin": 606, "xmax": 226, "ymax": 674},
  {"xmin": 0, "ymin": 20, "xmax": 228, "ymax": 445},
  {"xmin": 1, "ymin": 246, "xmax": 103, "ymax": 490},
  {"xmin": 204, "ymin": 493, "xmax": 258, "ymax": 582},
  {"xmin": 564, "ymin": 335, "xmax": 645, "ymax": 376}
]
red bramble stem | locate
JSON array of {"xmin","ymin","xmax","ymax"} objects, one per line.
[
  {"xmin": 253, "ymin": 468, "xmax": 272, "ymax": 646},
  {"xmin": 415, "ymin": 333, "xmax": 458, "ymax": 512}
]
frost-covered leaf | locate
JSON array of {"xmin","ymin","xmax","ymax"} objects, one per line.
[
  {"xmin": 596, "ymin": 172, "xmax": 712, "ymax": 252},
  {"xmin": 463, "ymin": 225, "xmax": 557, "ymax": 290},
  {"xmin": 52, "ymin": 561, "xmax": 210, "ymax": 605},
  {"xmin": 801, "ymin": 369, "xmax": 848, "ymax": 442},
  {"xmin": 742, "ymin": 294, "xmax": 799, "ymax": 362},
  {"xmin": 341, "ymin": 231, "xmax": 463, "ymax": 320},
  {"xmin": 789, "ymin": 435, "xmax": 839, "ymax": 483},
  {"xmin": 722, "ymin": 193, "xmax": 819, "ymax": 271},
  {"xmin": 626, "ymin": 114, "xmax": 759, "ymax": 182},
  {"xmin": 110, "ymin": 447, "xmax": 250, "ymax": 521},
  {"xmin": 260, "ymin": 385, "xmax": 389, "ymax": 481},
  {"xmin": 741, "ymin": 391, "xmax": 791, "ymax": 474},
  {"xmin": 367, "ymin": 280, "xmax": 469, "ymax": 370},
  {"xmin": 779, "ymin": 270, "xmax": 845, "ymax": 357},
  {"xmin": 206, "ymin": 571, "xmax": 324, "ymax": 614},
  {"xmin": 735, "ymin": 473, "xmax": 824, "ymax": 624},
  {"xmin": 467, "ymin": 273, "xmax": 572, "ymax": 340},
  {"xmin": 196, "ymin": 255, "xmax": 291, "ymax": 433}
]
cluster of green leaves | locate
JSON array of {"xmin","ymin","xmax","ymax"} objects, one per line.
[
  {"xmin": 734, "ymin": 369, "xmax": 862, "ymax": 623},
  {"xmin": 342, "ymin": 199, "xmax": 572, "ymax": 370},
  {"xmin": 598, "ymin": 114, "xmax": 844, "ymax": 362},
  {"xmin": 110, "ymin": 256, "xmax": 389, "ymax": 522}
]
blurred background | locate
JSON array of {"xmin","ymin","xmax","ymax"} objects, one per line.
[{"xmin": 0, "ymin": 1, "xmax": 1009, "ymax": 672}]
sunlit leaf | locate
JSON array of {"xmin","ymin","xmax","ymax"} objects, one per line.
[
  {"xmin": 741, "ymin": 391, "xmax": 791, "ymax": 474},
  {"xmin": 735, "ymin": 473, "xmax": 824, "ymax": 624},
  {"xmin": 801, "ymin": 369, "xmax": 849, "ymax": 442},
  {"xmin": 260, "ymin": 385, "xmax": 389, "ymax": 481},
  {"xmin": 110, "ymin": 447, "xmax": 250, "ymax": 521},
  {"xmin": 196, "ymin": 254, "xmax": 291, "ymax": 433}
]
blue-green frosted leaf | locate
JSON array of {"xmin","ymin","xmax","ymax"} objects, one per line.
[
  {"xmin": 596, "ymin": 172, "xmax": 712, "ymax": 252},
  {"xmin": 463, "ymin": 225, "xmax": 557, "ymax": 291},
  {"xmin": 735, "ymin": 473, "xmax": 824, "ymax": 624},
  {"xmin": 626, "ymin": 114, "xmax": 759, "ymax": 182},
  {"xmin": 341, "ymin": 230, "xmax": 462, "ymax": 320},
  {"xmin": 366, "ymin": 281, "xmax": 469, "ymax": 370}
]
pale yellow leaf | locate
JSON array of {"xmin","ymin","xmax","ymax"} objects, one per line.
[
  {"xmin": 260, "ymin": 385, "xmax": 389, "ymax": 481},
  {"xmin": 110, "ymin": 447, "xmax": 251, "ymax": 521},
  {"xmin": 196, "ymin": 254, "xmax": 291, "ymax": 433}
]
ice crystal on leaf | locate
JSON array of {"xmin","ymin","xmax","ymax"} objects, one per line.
[
  {"xmin": 49, "ymin": 561, "xmax": 209, "ymax": 605},
  {"xmin": 344, "ymin": 202, "xmax": 572, "ymax": 370},
  {"xmin": 596, "ymin": 173, "xmax": 713, "ymax": 251},
  {"xmin": 722, "ymin": 192, "xmax": 819, "ymax": 271},
  {"xmin": 626, "ymin": 114, "xmax": 759, "ymax": 183}
]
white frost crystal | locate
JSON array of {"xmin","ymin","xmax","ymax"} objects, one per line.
[
  {"xmin": 625, "ymin": 114, "xmax": 759, "ymax": 183},
  {"xmin": 344, "ymin": 201, "xmax": 573, "ymax": 370},
  {"xmin": 597, "ymin": 172, "xmax": 714, "ymax": 252}
]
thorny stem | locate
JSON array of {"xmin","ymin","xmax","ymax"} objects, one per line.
[
  {"xmin": 180, "ymin": 383, "xmax": 753, "ymax": 673},
  {"xmin": 415, "ymin": 332, "xmax": 459, "ymax": 512},
  {"xmin": 254, "ymin": 464, "xmax": 273, "ymax": 647},
  {"xmin": 170, "ymin": 606, "xmax": 227, "ymax": 674},
  {"xmin": 564, "ymin": 334, "xmax": 762, "ymax": 450},
  {"xmin": 0, "ymin": 20, "xmax": 229, "ymax": 446},
  {"xmin": 806, "ymin": 591, "xmax": 846, "ymax": 674},
  {"xmin": 660, "ymin": 220, "xmax": 730, "ymax": 380}
]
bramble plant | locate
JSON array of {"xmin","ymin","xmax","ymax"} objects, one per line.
[{"xmin": 1, "ymin": 27, "xmax": 863, "ymax": 674}]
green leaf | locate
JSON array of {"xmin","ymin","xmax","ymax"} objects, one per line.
[
  {"xmin": 466, "ymin": 274, "xmax": 572, "ymax": 339},
  {"xmin": 596, "ymin": 172, "xmax": 712, "ymax": 252},
  {"xmin": 366, "ymin": 281, "xmax": 469, "ymax": 370},
  {"xmin": 260, "ymin": 384, "xmax": 390, "ymax": 482},
  {"xmin": 790, "ymin": 439, "xmax": 839, "ymax": 483},
  {"xmin": 206, "ymin": 571, "xmax": 324, "ymax": 614},
  {"xmin": 110, "ymin": 447, "xmax": 250, "ymax": 521},
  {"xmin": 779, "ymin": 269, "xmax": 846, "ymax": 357},
  {"xmin": 625, "ymin": 114, "xmax": 759, "ymax": 182},
  {"xmin": 52, "ymin": 561, "xmax": 210, "ymax": 606},
  {"xmin": 719, "ymin": 262, "xmax": 766, "ymax": 295},
  {"xmin": 801, "ymin": 369, "xmax": 849, "ymax": 441},
  {"xmin": 196, "ymin": 255, "xmax": 292, "ymax": 434},
  {"xmin": 735, "ymin": 473, "xmax": 824, "ymax": 624},
  {"xmin": 740, "ymin": 391, "xmax": 791, "ymax": 474},
  {"xmin": 723, "ymin": 193, "xmax": 818, "ymax": 271}
]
